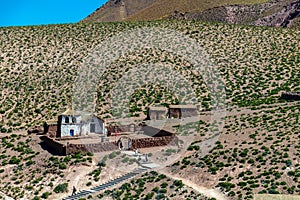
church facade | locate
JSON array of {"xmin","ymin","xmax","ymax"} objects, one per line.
[{"xmin": 57, "ymin": 109, "xmax": 105, "ymax": 137}]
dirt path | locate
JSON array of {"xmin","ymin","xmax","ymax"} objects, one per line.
[
  {"xmin": 0, "ymin": 191, "xmax": 14, "ymax": 200},
  {"xmin": 65, "ymin": 165, "xmax": 95, "ymax": 189},
  {"xmin": 160, "ymin": 171, "xmax": 228, "ymax": 200}
]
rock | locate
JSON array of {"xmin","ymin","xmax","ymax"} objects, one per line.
[{"xmin": 254, "ymin": 0, "xmax": 300, "ymax": 27}]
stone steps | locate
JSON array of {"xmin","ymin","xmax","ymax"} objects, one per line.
[{"xmin": 62, "ymin": 168, "xmax": 147, "ymax": 200}]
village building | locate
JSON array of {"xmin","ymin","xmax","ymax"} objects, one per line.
[
  {"xmin": 168, "ymin": 105, "xmax": 198, "ymax": 119},
  {"xmin": 147, "ymin": 106, "xmax": 168, "ymax": 120},
  {"xmin": 41, "ymin": 108, "xmax": 179, "ymax": 155},
  {"xmin": 43, "ymin": 120, "xmax": 57, "ymax": 138},
  {"xmin": 106, "ymin": 123, "xmax": 137, "ymax": 135},
  {"xmin": 44, "ymin": 109, "xmax": 105, "ymax": 138}
]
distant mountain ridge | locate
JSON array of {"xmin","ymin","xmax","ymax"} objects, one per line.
[
  {"xmin": 82, "ymin": 0, "xmax": 300, "ymax": 28},
  {"xmin": 82, "ymin": 0, "xmax": 156, "ymax": 22}
]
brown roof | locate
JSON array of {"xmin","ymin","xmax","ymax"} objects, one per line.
[
  {"xmin": 45, "ymin": 120, "xmax": 57, "ymax": 125},
  {"xmin": 169, "ymin": 105, "xmax": 197, "ymax": 109},
  {"xmin": 148, "ymin": 106, "xmax": 167, "ymax": 111}
]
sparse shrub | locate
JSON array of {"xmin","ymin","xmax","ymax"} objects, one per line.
[{"xmin": 53, "ymin": 183, "xmax": 68, "ymax": 193}]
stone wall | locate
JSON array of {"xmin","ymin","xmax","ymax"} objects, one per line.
[
  {"xmin": 107, "ymin": 124, "xmax": 138, "ymax": 134},
  {"xmin": 169, "ymin": 108, "xmax": 198, "ymax": 119},
  {"xmin": 42, "ymin": 134, "xmax": 178, "ymax": 156},
  {"xmin": 147, "ymin": 107, "xmax": 167, "ymax": 120},
  {"xmin": 130, "ymin": 135, "xmax": 178, "ymax": 149},
  {"xmin": 41, "ymin": 136, "xmax": 66, "ymax": 155},
  {"xmin": 66, "ymin": 142, "xmax": 119, "ymax": 155}
]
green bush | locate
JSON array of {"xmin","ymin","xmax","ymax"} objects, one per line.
[
  {"xmin": 9, "ymin": 156, "xmax": 21, "ymax": 164},
  {"xmin": 173, "ymin": 180, "xmax": 184, "ymax": 188},
  {"xmin": 59, "ymin": 162, "xmax": 67, "ymax": 169},
  {"xmin": 41, "ymin": 192, "xmax": 51, "ymax": 199},
  {"xmin": 53, "ymin": 183, "xmax": 68, "ymax": 193},
  {"xmin": 86, "ymin": 182, "xmax": 92, "ymax": 186}
]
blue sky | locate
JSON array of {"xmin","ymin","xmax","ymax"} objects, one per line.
[{"xmin": 0, "ymin": 0, "xmax": 107, "ymax": 27}]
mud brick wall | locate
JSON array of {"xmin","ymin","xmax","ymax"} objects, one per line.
[
  {"xmin": 48, "ymin": 125, "xmax": 57, "ymax": 137},
  {"xmin": 169, "ymin": 108, "xmax": 198, "ymax": 119},
  {"xmin": 130, "ymin": 135, "xmax": 178, "ymax": 149},
  {"xmin": 169, "ymin": 108, "xmax": 181, "ymax": 118},
  {"xmin": 66, "ymin": 142, "xmax": 119, "ymax": 155},
  {"xmin": 65, "ymin": 136, "xmax": 178, "ymax": 155},
  {"xmin": 107, "ymin": 124, "xmax": 140, "ymax": 135},
  {"xmin": 42, "ymin": 135, "xmax": 178, "ymax": 155},
  {"xmin": 43, "ymin": 123, "xmax": 57, "ymax": 135},
  {"xmin": 181, "ymin": 108, "xmax": 198, "ymax": 118},
  {"xmin": 41, "ymin": 136, "xmax": 66, "ymax": 155}
]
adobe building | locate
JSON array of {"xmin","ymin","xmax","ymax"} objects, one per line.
[
  {"xmin": 106, "ymin": 123, "xmax": 137, "ymax": 136},
  {"xmin": 43, "ymin": 120, "xmax": 57, "ymax": 138},
  {"xmin": 147, "ymin": 106, "xmax": 168, "ymax": 120},
  {"xmin": 44, "ymin": 109, "xmax": 105, "ymax": 138},
  {"xmin": 169, "ymin": 105, "xmax": 198, "ymax": 119},
  {"xmin": 41, "ymin": 109, "xmax": 179, "ymax": 155}
]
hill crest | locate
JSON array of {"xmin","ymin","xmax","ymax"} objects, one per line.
[{"xmin": 82, "ymin": 0, "xmax": 300, "ymax": 28}]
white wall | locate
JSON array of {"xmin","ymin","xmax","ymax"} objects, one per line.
[
  {"xmin": 81, "ymin": 116, "xmax": 104, "ymax": 135},
  {"xmin": 59, "ymin": 115, "xmax": 104, "ymax": 137},
  {"xmin": 62, "ymin": 116, "xmax": 81, "ymax": 124},
  {"xmin": 60, "ymin": 124, "xmax": 81, "ymax": 137}
]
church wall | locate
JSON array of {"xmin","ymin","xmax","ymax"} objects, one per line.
[
  {"xmin": 81, "ymin": 116, "xmax": 104, "ymax": 135},
  {"xmin": 60, "ymin": 124, "xmax": 81, "ymax": 137}
]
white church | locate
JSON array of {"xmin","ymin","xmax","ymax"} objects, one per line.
[{"xmin": 57, "ymin": 109, "xmax": 105, "ymax": 137}]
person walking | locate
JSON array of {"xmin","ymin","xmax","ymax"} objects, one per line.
[{"xmin": 72, "ymin": 186, "xmax": 77, "ymax": 196}]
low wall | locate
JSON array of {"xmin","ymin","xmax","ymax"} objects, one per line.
[
  {"xmin": 42, "ymin": 135, "xmax": 179, "ymax": 155},
  {"xmin": 66, "ymin": 136, "xmax": 178, "ymax": 155},
  {"xmin": 130, "ymin": 135, "xmax": 178, "ymax": 149},
  {"xmin": 41, "ymin": 136, "xmax": 66, "ymax": 155},
  {"xmin": 66, "ymin": 142, "xmax": 119, "ymax": 155}
]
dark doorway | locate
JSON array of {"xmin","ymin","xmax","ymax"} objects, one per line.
[
  {"xmin": 90, "ymin": 124, "xmax": 95, "ymax": 133},
  {"xmin": 70, "ymin": 129, "xmax": 74, "ymax": 136}
]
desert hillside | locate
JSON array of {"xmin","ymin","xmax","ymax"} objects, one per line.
[
  {"xmin": 0, "ymin": 21, "xmax": 299, "ymax": 132},
  {"xmin": 0, "ymin": 20, "xmax": 299, "ymax": 199},
  {"xmin": 82, "ymin": 0, "xmax": 300, "ymax": 28}
]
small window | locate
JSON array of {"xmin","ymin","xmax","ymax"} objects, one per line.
[
  {"xmin": 65, "ymin": 117, "xmax": 69, "ymax": 123},
  {"xmin": 72, "ymin": 117, "xmax": 76, "ymax": 123}
]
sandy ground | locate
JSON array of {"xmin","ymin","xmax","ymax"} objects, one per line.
[
  {"xmin": 161, "ymin": 170, "xmax": 228, "ymax": 200},
  {"xmin": 0, "ymin": 191, "xmax": 14, "ymax": 200}
]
